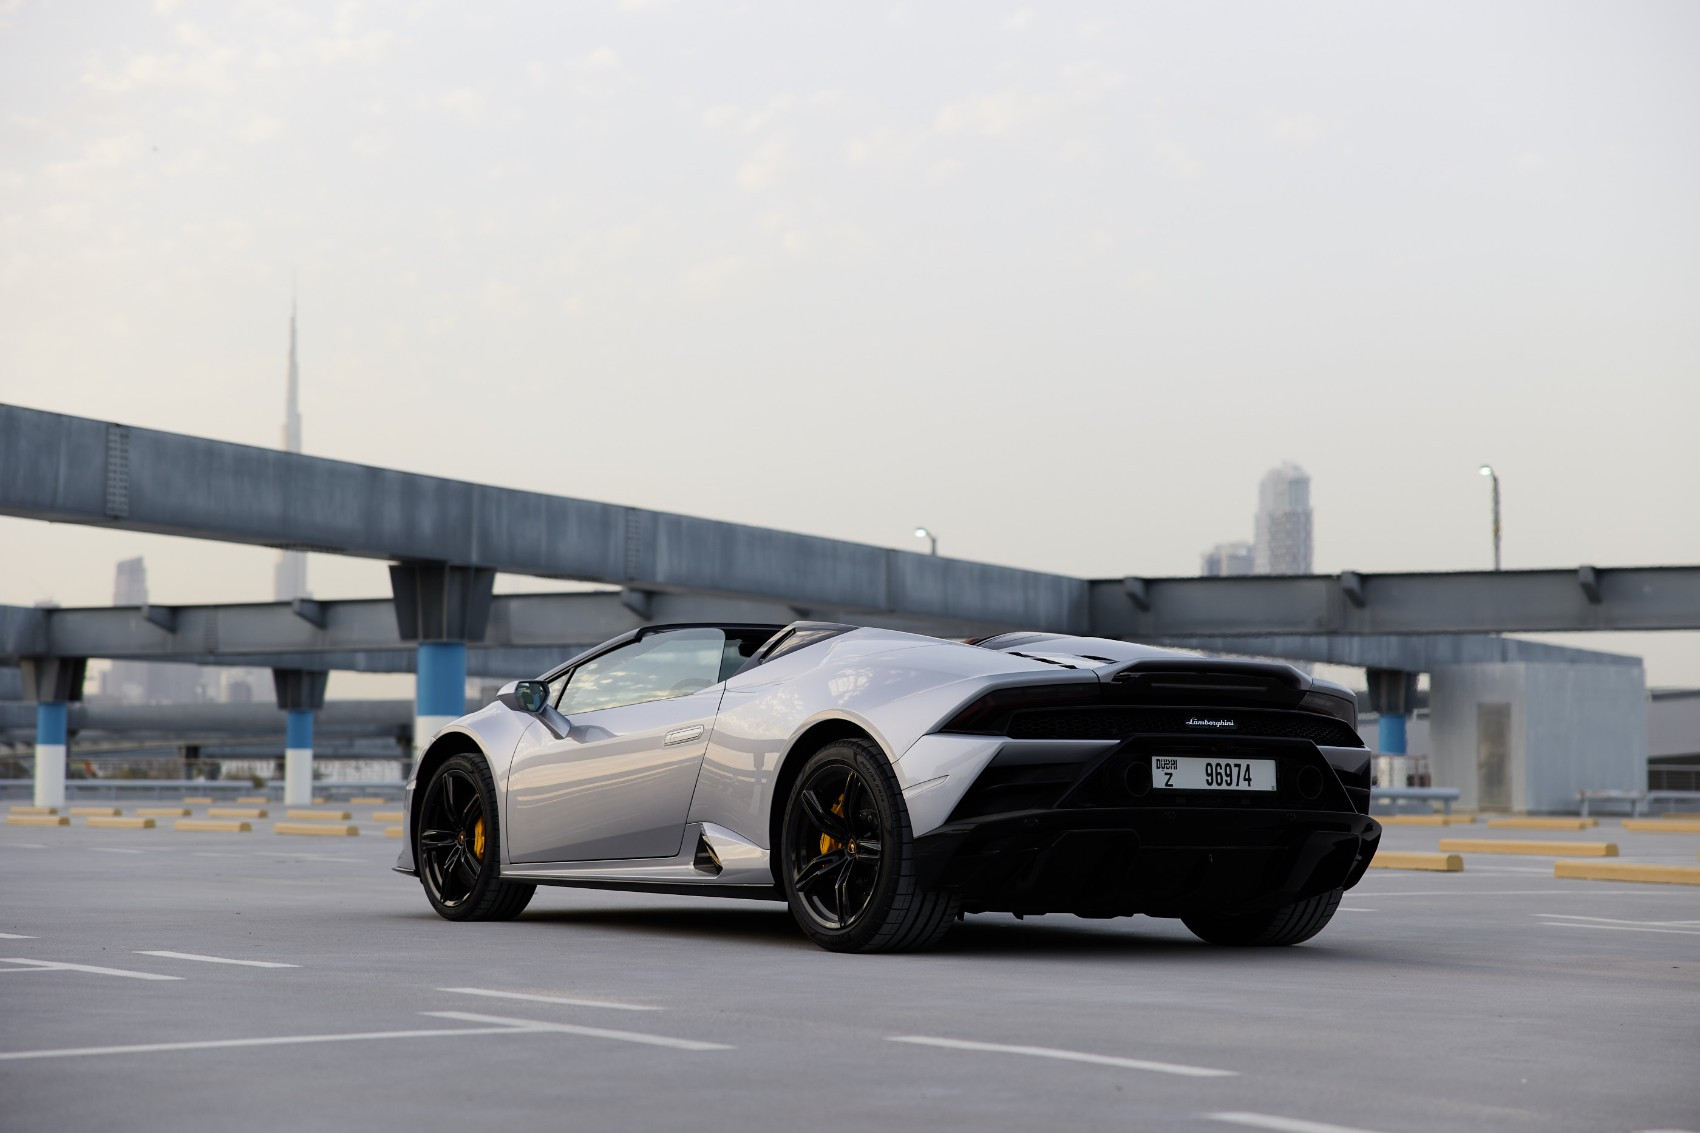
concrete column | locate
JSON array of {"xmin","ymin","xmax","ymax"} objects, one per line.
[
  {"xmin": 414, "ymin": 641, "xmax": 466, "ymax": 766},
  {"xmin": 389, "ymin": 563, "xmax": 493, "ymax": 769},
  {"xmin": 20, "ymin": 656, "xmax": 86, "ymax": 811},
  {"xmin": 1377, "ymin": 712, "xmax": 1408, "ymax": 756},
  {"xmin": 34, "ymin": 701, "xmax": 68, "ymax": 809},
  {"xmin": 272, "ymin": 669, "xmax": 329, "ymax": 807},
  {"xmin": 284, "ymin": 709, "xmax": 314, "ymax": 806}
]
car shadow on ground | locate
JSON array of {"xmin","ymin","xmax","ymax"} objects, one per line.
[{"xmin": 497, "ymin": 901, "xmax": 1355, "ymax": 959}]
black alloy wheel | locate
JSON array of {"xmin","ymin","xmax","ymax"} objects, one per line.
[
  {"xmin": 417, "ymin": 754, "xmax": 534, "ymax": 922},
  {"xmin": 779, "ymin": 740, "xmax": 960, "ymax": 953},
  {"xmin": 788, "ymin": 762, "xmax": 885, "ymax": 932}
]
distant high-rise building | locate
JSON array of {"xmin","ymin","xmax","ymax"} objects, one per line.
[
  {"xmin": 1201, "ymin": 541, "xmax": 1255, "ymax": 577},
  {"xmin": 273, "ymin": 295, "xmax": 309, "ymax": 602},
  {"xmin": 1253, "ymin": 461, "xmax": 1313, "ymax": 575},
  {"xmin": 100, "ymin": 557, "xmax": 201, "ymax": 703}
]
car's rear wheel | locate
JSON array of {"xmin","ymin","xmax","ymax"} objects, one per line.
[
  {"xmin": 780, "ymin": 739, "xmax": 959, "ymax": 953},
  {"xmin": 418, "ymin": 754, "xmax": 534, "ymax": 922},
  {"xmin": 1181, "ymin": 888, "xmax": 1343, "ymax": 946}
]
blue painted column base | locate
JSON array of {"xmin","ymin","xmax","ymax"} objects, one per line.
[
  {"xmin": 34, "ymin": 701, "xmax": 68, "ymax": 809},
  {"xmin": 284, "ymin": 708, "xmax": 315, "ymax": 806},
  {"xmin": 414, "ymin": 641, "xmax": 467, "ymax": 768}
]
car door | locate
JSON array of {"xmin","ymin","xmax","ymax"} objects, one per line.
[{"xmin": 505, "ymin": 628, "xmax": 733, "ymax": 863}]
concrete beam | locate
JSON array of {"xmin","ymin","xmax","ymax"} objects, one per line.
[
  {"xmin": 1093, "ymin": 567, "xmax": 1700, "ymax": 637},
  {"xmin": 0, "ymin": 589, "xmax": 987, "ymax": 670},
  {"xmin": 1150, "ymin": 633, "xmax": 1646, "ymax": 670},
  {"xmin": 0, "ymin": 405, "xmax": 1085, "ymax": 632}
]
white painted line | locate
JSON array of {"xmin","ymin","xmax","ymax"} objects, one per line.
[
  {"xmin": 424, "ymin": 1011, "xmax": 731, "ymax": 1051},
  {"xmin": 1338, "ymin": 907, "xmax": 1377, "ymax": 912},
  {"xmin": 0, "ymin": 1020, "xmax": 539, "ymax": 1062},
  {"xmin": 1543, "ymin": 923, "xmax": 1700, "ymax": 937},
  {"xmin": 0, "ymin": 958, "xmax": 182, "ymax": 981},
  {"xmin": 1536, "ymin": 914, "xmax": 1700, "ymax": 928},
  {"xmin": 136, "ymin": 951, "xmax": 300, "ymax": 969},
  {"xmin": 439, "ymin": 986, "xmax": 660, "ymax": 1012},
  {"xmin": 88, "ymin": 848, "xmax": 145, "ymax": 855},
  {"xmin": 0, "ymin": 933, "xmax": 35, "ymax": 939},
  {"xmin": 1, "ymin": 843, "xmax": 48, "ymax": 849},
  {"xmin": 887, "ymin": 1035, "xmax": 1234, "ymax": 1077},
  {"xmin": 1209, "ymin": 1112, "xmax": 1388, "ymax": 1133}
]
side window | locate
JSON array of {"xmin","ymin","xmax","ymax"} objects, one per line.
[{"xmin": 556, "ymin": 629, "xmax": 728, "ymax": 715}]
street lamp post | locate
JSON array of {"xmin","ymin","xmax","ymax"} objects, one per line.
[
  {"xmin": 913, "ymin": 527, "xmax": 938, "ymax": 556},
  {"xmin": 1478, "ymin": 465, "xmax": 1501, "ymax": 571}
]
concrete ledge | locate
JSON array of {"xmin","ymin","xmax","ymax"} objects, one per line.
[
  {"xmin": 137, "ymin": 807, "xmax": 192, "ymax": 817},
  {"xmin": 275, "ymin": 822, "xmax": 359, "ymax": 837},
  {"xmin": 236, "ymin": 795, "xmax": 270, "ymax": 804},
  {"xmin": 1621, "ymin": 819, "xmax": 1700, "ymax": 834},
  {"xmin": 385, "ymin": 825, "xmax": 403, "ymax": 839},
  {"xmin": 182, "ymin": 796, "xmax": 214, "ymax": 804},
  {"xmin": 87, "ymin": 816, "xmax": 156, "ymax": 829},
  {"xmin": 1379, "ymin": 815, "xmax": 1472, "ymax": 826},
  {"xmin": 176, "ymin": 819, "xmax": 252, "ymax": 832},
  {"xmin": 209, "ymin": 807, "xmax": 269, "ymax": 818},
  {"xmin": 69, "ymin": 806, "xmax": 122, "ymax": 817},
  {"xmin": 1368, "ymin": 852, "xmax": 1464, "ymax": 872},
  {"xmin": 285, "ymin": 809, "xmax": 354, "ymax": 820},
  {"xmin": 350, "ymin": 796, "xmax": 389, "ymax": 805},
  {"xmin": 372, "ymin": 810, "xmax": 403, "ymax": 821},
  {"xmin": 1554, "ymin": 860, "xmax": 1700, "ymax": 886},
  {"xmin": 6, "ymin": 814, "xmax": 69, "ymax": 826},
  {"xmin": 1487, "ymin": 817, "xmax": 1598, "ymax": 830},
  {"xmin": 1440, "ymin": 838, "xmax": 1618, "ymax": 857},
  {"xmin": 8, "ymin": 805, "xmax": 58, "ymax": 815}
]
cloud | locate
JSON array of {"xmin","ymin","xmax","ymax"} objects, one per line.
[
  {"xmin": 1263, "ymin": 110, "xmax": 1324, "ymax": 147},
  {"xmin": 44, "ymin": 133, "xmax": 147, "ymax": 180},
  {"xmin": 1003, "ymin": 8, "xmax": 1036, "ymax": 32},
  {"xmin": 236, "ymin": 117, "xmax": 283, "ymax": 144},
  {"xmin": 935, "ymin": 88, "xmax": 1053, "ymax": 137},
  {"xmin": 83, "ymin": 22, "xmax": 238, "ymax": 94},
  {"xmin": 737, "ymin": 139, "xmax": 788, "ymax": 191},
  {"xmin": 1155, "ymin": 136, "xmax": 1200, "ymax": 179},
  {"xmin": 427, "ymin": 88, "xmax": 485, "ymax": 124}
]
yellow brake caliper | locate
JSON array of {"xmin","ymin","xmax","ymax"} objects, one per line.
[
  {"xmin": 472, "ymin": 816, "xmax": 486, "ymax": 859},
  {"xmin": 819, "ymin": 794, "xmax": 846, "ymax": 855}
]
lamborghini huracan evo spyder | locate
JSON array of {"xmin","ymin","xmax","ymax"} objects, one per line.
[{"xmin": 396, "ymin": 622, "xmax": 1381, "ymax": 952}]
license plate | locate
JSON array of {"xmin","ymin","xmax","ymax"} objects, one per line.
[{"xmin": 1152, "ymin": 756, "xmax": 1277, "ymax": 792}]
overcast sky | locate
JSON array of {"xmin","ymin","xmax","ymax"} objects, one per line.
[{"xmin": 2, "ymin": 1, "xmax": 1696, "ymax": 690}]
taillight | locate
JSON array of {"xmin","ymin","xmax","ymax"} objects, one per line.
[{"xmin": 941, "ymin": 683, "xmax": 1099, "ymax": 734}]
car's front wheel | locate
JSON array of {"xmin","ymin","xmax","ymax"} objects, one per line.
[
  {"xmin": 417, "ymin": 754, "xmax": 534, "ymax": 922},
  {"xmin": 780, "ymin": 739, "xmax": 960, "ymax": 953},
  {"xmin": 1181, "ymin": 888, "xmax": 1343, "ymax": 946}
]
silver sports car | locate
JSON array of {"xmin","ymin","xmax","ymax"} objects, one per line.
[{"xmin": 396, "ymin": 621, "xmax": 1382, "ymax": 952}]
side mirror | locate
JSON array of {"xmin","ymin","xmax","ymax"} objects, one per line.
[{"xmin": 498, "ymin": 679, "xmax": 551, "ymax": 714}]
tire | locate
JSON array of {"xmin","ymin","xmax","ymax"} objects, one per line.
[
  {"xmin": 779, "ymin": 739, "xmax": 960, "ymax": 953},
  {"xmin": 1181, "ymin": 888, "xmax": 1343, "ymax": 946},
  {"xmin": 417, "ymin": 754, "xmax": 535, "ymax": 922}
]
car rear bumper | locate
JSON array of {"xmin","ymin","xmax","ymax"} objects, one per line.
[{"xmin": 913, "ymin": 806, "xmax": 1381, "ymax": 918}]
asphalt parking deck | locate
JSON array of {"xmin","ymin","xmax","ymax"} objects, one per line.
[{"xmin": 2, "ymin": 820, "xmax": 1695, "ymax": 1133}]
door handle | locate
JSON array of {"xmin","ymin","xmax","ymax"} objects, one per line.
[{"xmin": 664, "ymin": 725, "xmax": 705, "ymax": 746}]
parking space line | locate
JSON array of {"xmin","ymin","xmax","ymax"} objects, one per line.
[
  {"xmin": 423, "ymin": 1011, "xmax": 732, "ymax": 1051},
  {"xmin": 0, "ymin": 932, "xmax": 35, "ymax": 939},
  {"xmin": 886, "ymin": 1035, "xmax": 1235, "ymax": 1077},
  {"xmin": 1535, "ymin": 914, "xmax": 1700, "ymax": 928},
  {"xmin": 0, "ymin": 958, "xmax": 182, "ymax": 981},
  {"xmin": 438, "ymin": 986, "xmax": 660, "ymax": 1011},
  {"xmin": 1542, "ymin": 922, "xmax": 1700, "ymax": 936},
  {"xmin": 89, "ymin": 848, "xmax": 146, "ymax": 855},
  {"xmin": 1208, "ymin": 1112, "xmax": 1389, "ymax": 1133},
  {"xmin": 136, "ymin": 951, "xmax": 300, "ymax": 968},
  {"xmin": 0, "ymin": 1020, "xmax": 543, "ymax": 1062}
]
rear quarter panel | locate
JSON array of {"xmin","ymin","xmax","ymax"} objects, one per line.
[{"xmin": 686, "ymin": 630, "xmax": 1091, "ymax": 847}]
